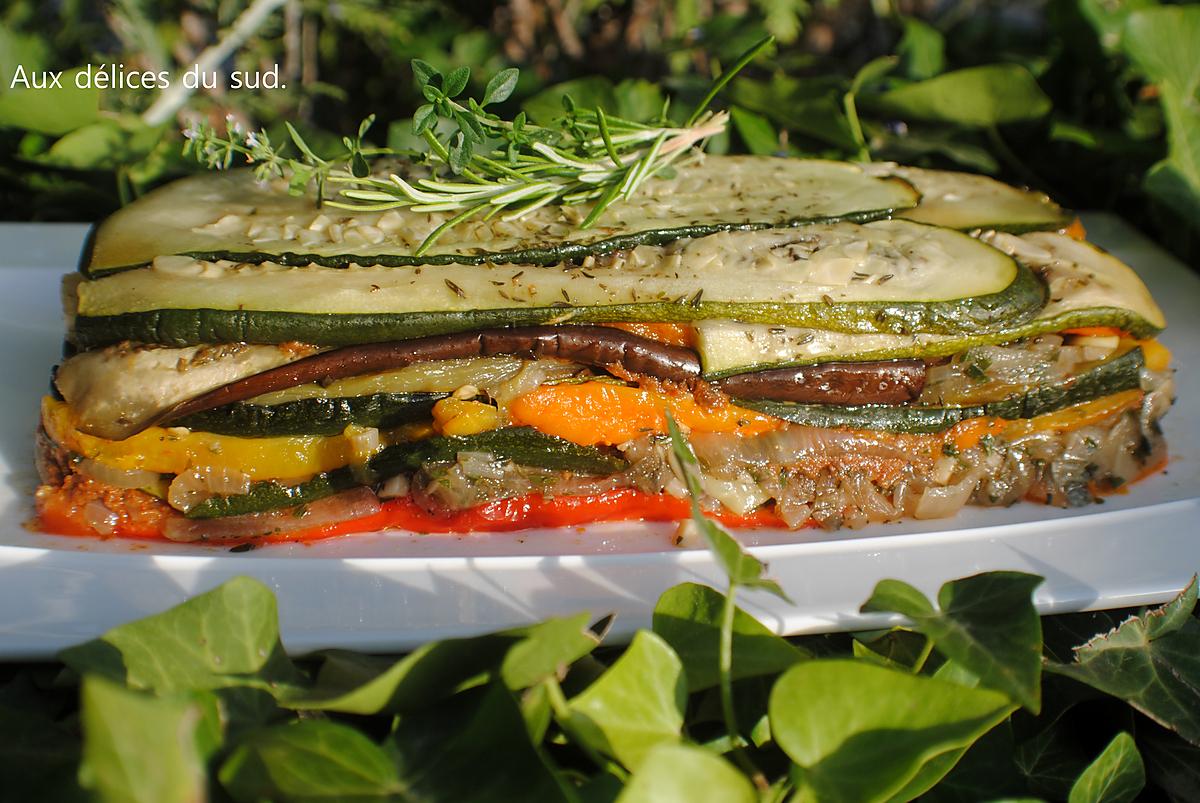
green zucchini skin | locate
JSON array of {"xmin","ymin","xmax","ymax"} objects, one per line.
[
  {"xmin": 369, "ymin": 427, "xmax": 627, "ymax": 476},
  {"xmin": 130, "ymin": 209, "xmax": 895, "ymax": 275},
  {"xmin": 185, "ymin": 470, "xmax": 362, "ymax": 519},
  {"xmin": 184, "ymin": 427, "xmax": 627, "ymax": 519},
  {"xmin": 737, "ymin": 347, "xmax": 1145, "ymax": 434},
  {"xmin": 174, "ymin": 392, "xmax": 449, "ymax": 437},
  {"xmin": 699, "ymin": 306, "xmax": 1162, "ymax": 379},
  {"xmin": 72, "ymin": 264, "xmax": 1046, "ymax": 349}
]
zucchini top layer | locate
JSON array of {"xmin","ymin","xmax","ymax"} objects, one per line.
[
  {"xmin": 73, "ymin": 220, "xmax": 1042, "ymax": 347},
  {"xmin": 83, "ymin": 157, "xmax": 919, "ymax": 275},
  {"xmin": 865, "ymin": 163, "xmax": 1070, "ymax": 232}
]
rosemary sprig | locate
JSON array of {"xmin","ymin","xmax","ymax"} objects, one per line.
[{"xmin": 183, "ymin": 37, "xmax": 772, "ymax": 255}]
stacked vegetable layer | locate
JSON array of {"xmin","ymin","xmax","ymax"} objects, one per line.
[{"xmin": 37, "ymin": 156, "xmax": 1171, "ymax": 541}]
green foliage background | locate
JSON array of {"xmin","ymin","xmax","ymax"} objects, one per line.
[{"xmin": 1, "ymin": 0, "xmax": 1199, "ymax": 262}]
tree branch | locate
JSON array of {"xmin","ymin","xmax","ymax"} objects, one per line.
[{"xmin": 142, "ymin": 0, "xmax": 289, "ymax": 127}]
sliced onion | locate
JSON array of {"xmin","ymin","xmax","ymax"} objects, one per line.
[
  {"xmin": 700, "ymin": 471, "xmax": 769, "ymax": 516},
  {"xmin": 457, "ymin": 451, "xmax": 506, "ymax": 480},
  {"xmin": 921, "ymin": 339, "xmax": 1080, "ymax": 405},
  {"xmin": 689, "ymin": 427, "xmax": 906, "ymax": 468},
  {"xmin": 914, "ymin": 472, "xmax": 979, "ymax": 519},
  {"xmin": 78, "ymin": 459, "xmax": 162, "ymax": 491},
  {"xmin": 378, "ymin": 474, "xmax": 410, "ymax": 499},
  {"xmin": 345, "ymin": 425, "xmax": 384, "ymax": 463},
  {"xmin": 931, "ymin": 455, "xmax": 958, "ymax": 485},
  {"xmin": 490, "ymin": 358, "xmax": 581, "ymax": 412},
  {"xmin": 167, "ymin": 465, "xmax": 253, "ymax": 512},
  {"xmin": 164, "ymin": 487, "xmax": 381, "ymax": 542},
  {"xmin": 84, "ymin": 500, "xmax": 119, "ymax": 535}
]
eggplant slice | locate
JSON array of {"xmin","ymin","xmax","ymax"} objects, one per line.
[{"xmin": 152, "ymin": 325, "xmax": 927, "ymax": 430}]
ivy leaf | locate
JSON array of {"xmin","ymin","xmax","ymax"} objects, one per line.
[
  {"xmin": 729, "ymin": 106, "xmax": 779, "ymax": 155},
  {"xmin": 1139, "ymin": 719, "xmax": 1200, "ymax": 801},
  {"xmin": 897, "ymin": 17, "xmax": 946, "ymax": 81},
  {"xmin": 862, "ymin": 572, "xmax": 1044, "ymax": 713},
  {"xmin": 411, "ymin": 58, "xmax": 439, "ymax": 86},
  {"xmin": 391, "ymin": 681, "xmax": 566, "ymax": 802},
  {"xmin": 282, "ymin": 634, "xmax": 516, "ymax": 715},
  {"xmin": 0, "ymin": 66, "xmax": 98, "ymax": 135},
  {"xmin": 1077, "ymin": 0, "xmax": 1157, "ymax": 53},
  {"xmin": 874, "ymin": 124, "xmax": 1000, "ymax": 174},
  {"xmin": 1067, "ymin": 732, "xmax": 1144, "ymax": 803},
  {"xmin": 851, "ymin": 627, "xmax": 930, "ymax": 671},
  {"xmin": 483, "ymin": 67, "xmax": 520, "ymax": 106},
  {"xmin": 523, "ymin": 77, "xmax": 616, "ymax": 123},
  {"xmin": 613, "ymin": 78, "xmax": 666, "ymax": 122},
  {"xmin": 219, "ymin": 720, "xmax": 402, "ymax": 802},
  {"xmin": 730, "ymin": 75, "xmax": 859, "ymax": 151},
  {"xmin": 1015, "ymin": 717, "xmax": 1099, "ymax": 799},
  {"xmin": 35, "ymin": 116, "xmax": 160, "ymax": 169},
  {"xmin": 519, "ymin": 681, "xmax": 553, "ymax": 743},
  {"xmin": 59, "ymin": 577, "xmax": 302, "ymax": 698},
  {"xmin": 1123, "ymin": 7, "xmax": 1200, "ymax": 228},
  {"xmin": 874, "ymin": 64, "xmax": 1052, "ymax": 127},
  {"xmin": 501, "ymin": 612, "xmax": 602, "ymax": 690},
  {"xmin": 78, "ymin": 677, "xmax": 220, "ymax": 803},
  {"xmin": 565, "ymin": 631, "xmax": 686, "ymax": 771},
  {"xmin": 1046, "ymin": 576, "xmax": 1200, "ymax": 745},
  {"xmin": 913, "ymin": 723, "xmax": 1027, "ymax": 802},
  {"xmin": 616, "ymin": 744, "xmax": 756, "ymax": 803},
  {"xmin": 443, "ymin": 65, "xmax": 470, "ymax": 98},
  {"xmin": 0, "ymin": 698, "xmax": 86, "ymax": 802},
  {"xmin": 652, "ymin": 582, "xmax": 807, "ymax": 692},
  {"xmin": 770, "ymin": 659, "xmax": 1015, "ymax": 802},
  {"xmin": 850, "ymin": 55, "xmax": 900, "ymax": 96}
]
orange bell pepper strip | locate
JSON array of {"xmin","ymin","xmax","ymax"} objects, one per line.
[
  {"xmin": 509, "ymin": 382, "xmax": 782, "ymax": 446},
  {"xmin": 600, "ymin": 322, "xmax": 697, "ymax": 348}
]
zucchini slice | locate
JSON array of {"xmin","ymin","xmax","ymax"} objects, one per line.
[
  {"xmin": 174, "ymin": 392, "xmax": 449, "ymax": 437},
  {"xmin": 696, "ymin": 230, "xmax": 1164, "ymax": 376},
  {"xmin": 737, "ymin": 346, "xmax": 1145, "ymax": 434},
  {"xmin": 864, "ymin": 163, "xmax": 1071, "ymax": 232},
  {"xmin": 84, "ymin": 158, "xmax": 919, "ymax": 275},
  {"xmin": 185, "ymin": 427, "xmax": 626, "ymax": 518},
  {"xmin": 74, "ymin": 221, "xmax": 1044, "ymax": 347}
]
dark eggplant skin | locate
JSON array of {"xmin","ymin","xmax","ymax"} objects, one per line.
[
  {"xmin": 153, "ymin": 325, "xmax": 703, "ymax": 427},
  {"xmin": 714, "ymin": 359, "xmax": 925, "ymax": 404},
  {"xmin": 151, "ymin": 325, "xmax": 928, "ymax": 430}
]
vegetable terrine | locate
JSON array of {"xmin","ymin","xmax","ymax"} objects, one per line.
[{"xmin": 35, "ymin": 157, "xmax": 1172, "ymax": 542}]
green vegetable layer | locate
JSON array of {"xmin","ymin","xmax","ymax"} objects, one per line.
[
  {"xmin": 175, "ymin": 392, "xmax": 449, "ymax": 437},
  {"xmin": 738, "ymin": 347, "xmax": 1145, "ymax": 434},
  {"xmin": 72, "ymin": 263, "xmax": 1045, "ymax": 348},
  {"xmin": 185, "ymin": 427, "xmax": 627, "ymax": 518}
]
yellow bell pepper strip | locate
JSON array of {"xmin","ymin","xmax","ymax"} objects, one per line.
[{"xmin": 43, "ymin": 397, "xmax": 364, "ymax": 480}]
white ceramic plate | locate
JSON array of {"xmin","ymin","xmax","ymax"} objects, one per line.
[{"xmin": 1, "ymin": 216, "xmax": 1197, "ymax": 659}]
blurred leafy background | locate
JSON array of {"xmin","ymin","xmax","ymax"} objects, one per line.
[{"xmin": 1, "ymin": 0, "xmax": 1198, "ymax": 262}]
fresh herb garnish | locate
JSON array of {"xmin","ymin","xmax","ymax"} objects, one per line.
[{"xmin": 183, "ymin": 37, "xmax": 772, "ymax": 256}]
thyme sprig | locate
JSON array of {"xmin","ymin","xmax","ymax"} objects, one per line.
[{"xmin": 183, "ymin": 36, "xmax": 772, "ymax": 255}]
